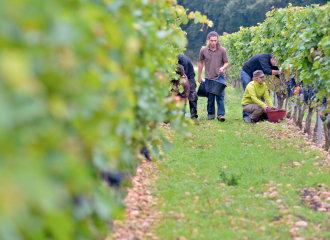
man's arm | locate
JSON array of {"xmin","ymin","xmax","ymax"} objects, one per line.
[
  {"xmin": 220, "ymin": 48, "xmax": 229, "ymax": 74},
  {"xmin": 219, "ymin": 62, "xmax": 229, "ymax": 74},
  {"xmin": 187, "ymin": 61, "xmax": 195, "ymax": 80},
  {"xmin": 271, "ymin": 66, "xmax": 280, "ymax": 78},
  {"xmin": 272, "ymin": 70, "xmax": 279, "ymax": 75},
  {"xmin": 198, "ymin": 60, "xmax": 204, "ymax": 83},
  {"xmin": 263, "ymin": 87, "xmax": 274, "ymax": 109},
  {"xmin": 259, "ymin": 55, "xmax": 274, "ymax": 75}
]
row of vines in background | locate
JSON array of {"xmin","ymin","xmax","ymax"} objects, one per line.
[
  {"xmin": 0, "ymin": 0, "xmax": 212, "ymax": 239},
  {"xmin": 220, "ymin": 3, "xmax": 330, "ymax": 150}
]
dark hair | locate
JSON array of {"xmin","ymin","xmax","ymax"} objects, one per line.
[
  {"xmin": 207, "ymin": 31, "xmax": 219, "ymax": 39},
  {"xmin": 176, "ymin": 64, "xmax": 185, "ymax": 77},
  {"xmin": 207, "ymin": 31, "xmax": 220, "ymax": 51}
]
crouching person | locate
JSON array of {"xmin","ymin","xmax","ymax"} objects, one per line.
[
  {"xmin": 171, "ymin": 64, "xmax": 190, "ymax": 112},
  {"xmin": 241, "ymin": 70, "xmax": 277, "ymax": 123}
]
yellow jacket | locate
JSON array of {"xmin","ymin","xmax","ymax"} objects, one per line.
[{"xmin": 241, "ymin": 80, "xmax": 274, "ymax": 108}]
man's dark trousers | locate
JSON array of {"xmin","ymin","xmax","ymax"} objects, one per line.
[
  {"xmin": 188, "ymin": 78, "xmax": 198, "ymax": 119},
  {"xmin": 241, "ymin": 69, "xmax": 252, "ymax": 118},
  {"xmin": 177, "ymin": 54, "xmax": 198, "ymax": 119},
  {"xmin": 205, "ymin": 76, "xmax": 225, "ymax": 118}
]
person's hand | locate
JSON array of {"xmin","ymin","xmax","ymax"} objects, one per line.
[
  {"xmin": 198, "ymin": 77, "xmax": 203, "ymax": 84},
  {"xmin": 263, "ymin": 105, "xmax": 269, "ymax": 112},
  {"xmin": 173, "ymin": 95, "xmax": 181, "ymax": 103},
  {"xmin": 271, "ymin": 107, "xmax": 278, "ymax": 110},
  {"xmin": 219, "ymin": 67, "xmax": 225, "ymax": 74}
]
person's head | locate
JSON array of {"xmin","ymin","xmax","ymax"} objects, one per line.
[
  {"xmin": 270, "ymin": 53, "xmax": 276, "ymax": 66},
  {"xmin": 207, "ymin": 31, "xmax": 220, "ymax": 50},
  {"xmin": 253, "ymin": 70, "xmax": 265, "ymax": 84},
  {"xmin": 176, "ymin": 64, "xmax": 185, "ymax": 77}
]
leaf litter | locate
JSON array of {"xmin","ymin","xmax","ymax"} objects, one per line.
[{"xmin": 110, "ymin": 161, "xmax": 160, "ymax": 240}]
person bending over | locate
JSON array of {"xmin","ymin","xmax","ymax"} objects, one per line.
[
  {"xmin": 171, "ymin": 64, "xmax": 190, "ymax": 112},
  {"xmin": 177, "ymin": 54, "xmax": 198, "ymax": 122},
  {"xmin": 241, "ymin": 70, "xmax": 277, "ymax": 123}
]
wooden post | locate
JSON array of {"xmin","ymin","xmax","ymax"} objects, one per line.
[{"xmin": 274, "ymin": 91, "xmax": 278, "ymax": 108}]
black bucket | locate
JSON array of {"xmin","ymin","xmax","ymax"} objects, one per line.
[
  {"xmin": 197, "ymin": 82, "xmax": 208, "ymax": 97},
  {"xmin": 206, "ymin": 80, "xmax": 227, "ymax": 97}
]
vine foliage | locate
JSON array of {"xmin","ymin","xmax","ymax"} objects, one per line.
[
  {"xmin": 0, "ymin": 0, "xmax": 212, "ymax": 239},
  {"xmin": 220, "ymin": 3, "xmax": 330, "ymax": 101}
]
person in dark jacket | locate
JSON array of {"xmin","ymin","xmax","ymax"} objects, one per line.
[
  {"xmin": 241, "ymin": 53, "xmax": 280, "ymax": 121},
  {"xmin": 177, "ymin": 54, "xmax": 198, "ymax": 122}
]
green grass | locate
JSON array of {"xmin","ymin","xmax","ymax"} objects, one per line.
[{"xmin": 153, "ymin": 87, "xmax": 330, "ymax": 240}]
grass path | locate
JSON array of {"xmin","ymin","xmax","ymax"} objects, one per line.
[{"xmin": 153, "ymin": 87, "xmax": 330, "ymax": 239}]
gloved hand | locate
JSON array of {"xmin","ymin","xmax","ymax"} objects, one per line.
[{"xmin": 182, "ymin": 104, "xmax": 187, "ymax": 113}]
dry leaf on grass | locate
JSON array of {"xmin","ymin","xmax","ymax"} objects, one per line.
[{"xmin": 295, "ymin": 221, "xmax": 308, "ymax": 228}]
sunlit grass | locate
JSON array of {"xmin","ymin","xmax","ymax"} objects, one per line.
[{"xmin": 154, "ymin": 86, "xmax": 330, "ymax": 239}]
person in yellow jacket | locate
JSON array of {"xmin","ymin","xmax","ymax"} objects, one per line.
[{"xmin": 241, "ymin": 70, "xmax": 277, "ymax": 123}]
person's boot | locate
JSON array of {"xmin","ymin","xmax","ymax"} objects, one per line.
[
  {"xmin": 217, "ymin": 115, "xmax": 225, "ymax": 122},
  {"xmin": 208, "ymin": 115, "xmax": 215, "ymax": 120},
  {"xmin": 252, "ymin": 118, "xmax": 260, "ymax": 123},
  {"xmin": 244, "ymin": 116, "xmax": 260, "ymax": 124},
  {"xmin": 259, "ymin": 112, "xmax": 269, "ymax": 121},
  {"xmin": 192, "ymin": 117, "xmax": 199, "ymax": 125},
  {"xmin": 243, "ymin": 116, "xmax": 252, "ymax": 123}
]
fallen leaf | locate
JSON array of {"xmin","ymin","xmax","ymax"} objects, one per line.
[
  {"xmin": 295, "ymin": 221, "xmax": 308, "ymax": 228},
  {"xmin": 313, "ymin": 196, "xmax": 320, "ymax": 201},
  {"xmin": 269, "ymin": 191, "xmax": 279, "ymax": 198},
  {"xmin": 130, "ymin": 210, "xmax": 140, "ymax": 217},
  {"xmin": 194, "ymin": 196, "xmax": 199, "ymax": 203},
  {"xmin": 259, "ymin": 226, "xmax": 266, "ymax": 231}
]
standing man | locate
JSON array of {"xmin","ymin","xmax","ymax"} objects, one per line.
[
  {"xmin": 177, "ymin": 54, "xmax": 198, "ymax": 122},
  {"xmin": 241, "ymin": 53, "xmax": 279, "ymax": 122},
  {"xmin": 198, "ymin": 31, "xmax": 229, "ymax": 121}
]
